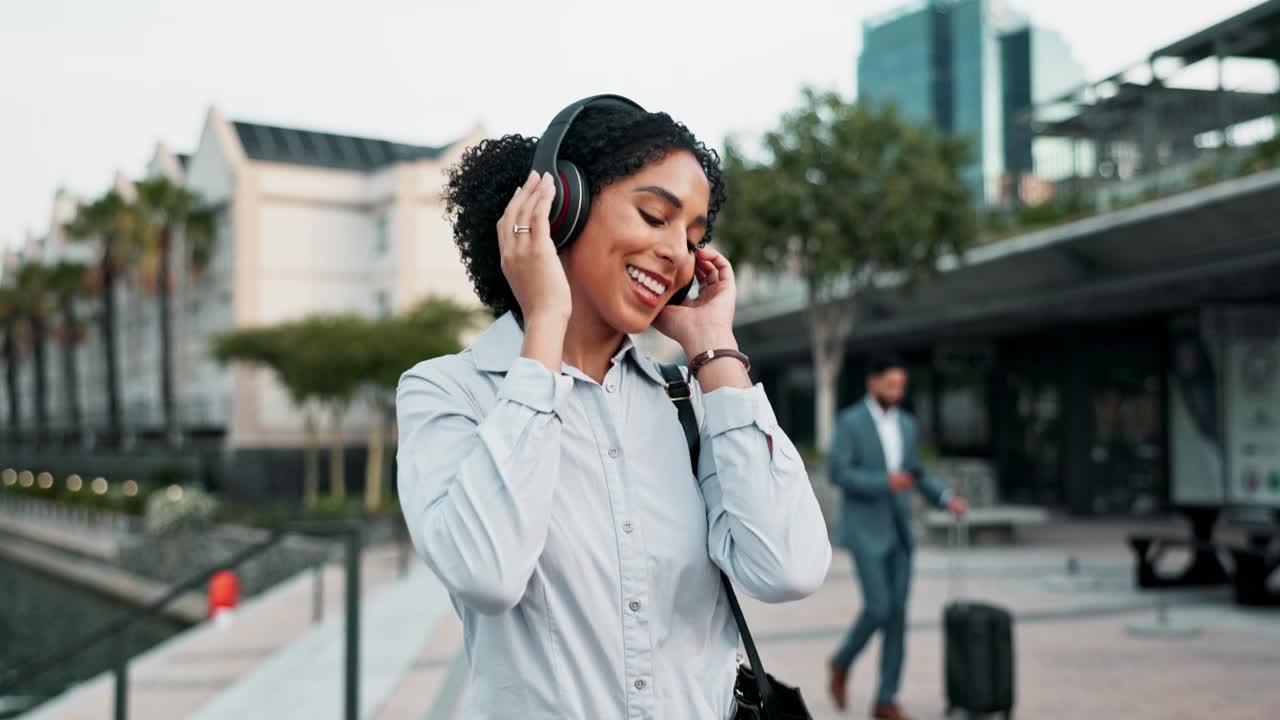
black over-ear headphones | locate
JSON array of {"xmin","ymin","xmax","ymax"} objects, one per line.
[{"xmin": 529, "ymin": 94, "xmax": 695, "ymax": 305}]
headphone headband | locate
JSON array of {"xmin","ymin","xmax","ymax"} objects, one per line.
[
  {"xmin": 529, "ymin": 94, "xmax": 646, "ymax": 249},
  {"xmin": 529, "ymin": 94, "xmax": 645, "ymax": 186}
]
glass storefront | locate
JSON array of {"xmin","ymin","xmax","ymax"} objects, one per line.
[
  {"xmin": 1082, "ymin": 343, "xmax": 1166, "ymax": 515},
  {"xmin": 996, "ymin": 338, "xmax": 1065, "ymax": 506},
  {"xmin": 753, "ymin": 317, "xmax": 1172, "ymax": 516}
]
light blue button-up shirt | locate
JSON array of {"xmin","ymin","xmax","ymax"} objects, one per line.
[{"xmin": 396, "ymin": 313, "xmax": 831, "ymax": 720}]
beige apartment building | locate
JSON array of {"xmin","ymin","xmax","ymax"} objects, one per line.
[{"xmin": 6, "ymin": 107, "xmax": 484, "ymax": 497}]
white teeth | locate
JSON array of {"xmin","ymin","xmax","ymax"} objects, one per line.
[{"xmin": 626, "ymin": 265, "xmax": 667, "ymax": 295}]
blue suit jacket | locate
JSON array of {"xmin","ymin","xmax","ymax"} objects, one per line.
[{"xmin": 828, "ymin": 398, "xmax": 949, "ymax": 556}]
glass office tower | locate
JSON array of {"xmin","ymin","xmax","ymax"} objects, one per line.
[{"xmin": 858, "ymin": 0, "xmax": 1085, "ymax": 206}]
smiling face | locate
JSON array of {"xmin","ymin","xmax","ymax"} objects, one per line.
[{"xmin": 561, "ymin": 150, "xmax": 711, "ymax": 335}]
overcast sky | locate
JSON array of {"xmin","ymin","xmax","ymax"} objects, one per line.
[{"xmin": 0, "ymin": 0, "xmax": 1263, "ymax": 249}]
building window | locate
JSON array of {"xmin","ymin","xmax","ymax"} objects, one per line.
[
  {"xmin": 374, "ymin": 290, "xmax": 390, "ymax": 318},
  {"xmin": 933, "ymin": 343, "xmax": 994, "ymax": 454},
  {"xmin": 375, "ymin": 215, "xmax": 389, "ymax": 256},
  {"xmin": 939, "ymin": 375, "xmax": 990, "ymax": 450}
]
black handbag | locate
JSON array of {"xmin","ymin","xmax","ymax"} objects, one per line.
[{"xmin": 659, "ymin": 363, "xmax": 813, "ymax": 720}]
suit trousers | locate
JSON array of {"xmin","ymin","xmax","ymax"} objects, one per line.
[{"xmin": 831, "ymin": 543, "xmax": 913, "ymax": 705}]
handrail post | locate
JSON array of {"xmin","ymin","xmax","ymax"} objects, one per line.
[
  {"xmin": 344, "ymin": 523, "xmax": 362, "ymax": 720},
  {"xmin": 312, "ymin": 562, "xmax": 325, "ymax": 624},
  {"xmin": 114, "ymin": 630, "xmax": 129, "ymax": 720}
]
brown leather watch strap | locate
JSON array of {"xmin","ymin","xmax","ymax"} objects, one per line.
[{"xmin": 688, "ymin": 348, "xmax": 751, "ymax": 376}]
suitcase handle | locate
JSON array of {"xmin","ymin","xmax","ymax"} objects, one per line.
[{"xmin": 948, "ymin": 514, "xmax": 970, "ymax": 601}]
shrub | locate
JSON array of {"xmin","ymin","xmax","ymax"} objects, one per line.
[{"xmin": 144, "ymin": 485, "xmax": 220, "ymax": 535}]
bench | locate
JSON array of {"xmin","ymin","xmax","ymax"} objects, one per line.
[
  {"xmin": 1127, "ymin": 534, "xmax": 1231, "ymax": 588},
  {"xmin": 924, "ymin": 505, "xmax": 1050, "ymax": 545},
  {"xmin": 916, "ymin": 460, "xmax": 1049, "ymax": 545},
  {"xmin": 1127, "ymin": 507, "xmax": 1234, "ymax": 589},
  {"xmin": 1127, "ymin": 508, "xmax": 1280, "ymax": 604},
  {"xmin": 1227, "ymin": 520, "xmax": 1280, "ymax": 606},
  {"xmin": 1229, "ymin": 544, "xmax": 1280, "ymax": 606}
]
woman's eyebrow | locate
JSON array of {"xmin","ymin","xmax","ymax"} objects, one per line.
[
  {"xmin": 633, "ymin": 185, "xmax": 683, "ymax": 209},
  {"xmin": 633, "ymin": 185, "xmax": 707, "ymax": 226}
]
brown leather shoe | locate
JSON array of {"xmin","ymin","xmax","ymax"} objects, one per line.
[
  {"xmin": 871, "ymin": 703, "xmax": 913, "ymax": 720},
  {"xmin": 827, "ymin": 664, "xmax": 849, "ymax": 710}
]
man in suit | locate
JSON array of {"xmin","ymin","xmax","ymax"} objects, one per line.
[{"xmin": 827, "ymin": 355, "xmax": 968, "ymax": 720}]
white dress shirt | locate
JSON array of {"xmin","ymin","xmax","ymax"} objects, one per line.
[
  {"xmin": 863, "ymin": 396, "xmax": 951, "ymax": 504},
  {"xmin": 865, "ymin": 397, "xmax": 903, "ymax": 472},
  {"xmin": 396, "ymin": 313, "xmax": 831, "ymax": 720}
]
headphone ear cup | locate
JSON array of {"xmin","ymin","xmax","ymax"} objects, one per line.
[{"xmin": 551, "ymin": 160, "xmax": 591, "ymax": 250}]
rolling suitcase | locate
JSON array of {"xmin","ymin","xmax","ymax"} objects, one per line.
[{"xmin": 943, "ymin": 517, "xmax": 1015, "ymax": 719}]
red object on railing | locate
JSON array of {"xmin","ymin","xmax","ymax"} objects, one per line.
[{"xmin": 207, "ymin": 570, "xmax": 241, "ymax": 618}]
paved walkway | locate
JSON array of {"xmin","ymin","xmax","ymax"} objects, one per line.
[
  {"xmin": 748, "ymin": 549, "xmax": 1280, "ymax": 720},
  {"xmin": 17, "ymin": 520, "xmax": 1280, "ymax": 719}
]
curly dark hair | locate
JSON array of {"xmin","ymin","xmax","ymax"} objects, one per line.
[{"xmin": 442, "ymin": 103, "xmax": 727, "ymax": 318}]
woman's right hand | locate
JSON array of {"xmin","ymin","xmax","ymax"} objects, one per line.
[
  {"xmin": 497, "ymin": 171, "xmax": 572, "ymax": 326},
  {"xmin": 498, "ymin": 171, "xmax": 572, "ymax": 372}
]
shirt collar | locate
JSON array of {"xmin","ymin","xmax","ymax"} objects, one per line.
[
  {"xmin": 865, "ymin": 395, "xmax": 899, "ymax": 422},
  {"xmin": 470, "ymin": 311, "xmax": 668, "ymax": 386}
]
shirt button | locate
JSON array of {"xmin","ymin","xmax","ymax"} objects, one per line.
[
  {"xmin": 608, "ymin": 448, "xmax": 619, "ymax": 458},
  {"xmin": 629, "ymin": 600, "xmax": 641, "ymax": 612},
  {"xmin": 622, "ymin": 521, "xmax": 634, "ymax": 533},
  {"xmin": 606, "ymin": 382, "xmax": 617, "ymax": 393},
  {"xmin": 634, "ymin": 679, "xmax": 646, "ymax": 690}
]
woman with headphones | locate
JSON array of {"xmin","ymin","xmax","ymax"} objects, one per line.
[{"xmin": 396, "ymin": 95, "xmax": 830, "ymax": 719}]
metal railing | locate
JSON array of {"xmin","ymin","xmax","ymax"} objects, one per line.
[
  {"xmin": 0, "ymin": 521, "xmax": 367, "ymax": 720},
  {"xmin": 0, "ymin": 491, "xmax": 143, "ymax": 535}
]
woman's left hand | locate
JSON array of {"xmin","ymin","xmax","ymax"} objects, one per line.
[{"xmin": 653, "ymin": 247, "xmax": 739, "ymax": 355}]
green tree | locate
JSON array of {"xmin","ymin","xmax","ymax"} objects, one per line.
[
  {"xmin": 284, "ymin": 315, "xmax": 369, "ymax": 502},
  {"xmin": 212, "ymin": 325, "xmax": 327, "ymax": 507},
  {"xmin": 717, "ymin": 89, "xmax": 976, "ymax": 450},
  {"xmin": 214, "ymin": 316, "xmax": 366, "ymax": 505},
  {"xmin": 133, "ymin": 177, "xmax": 214, "ymax": 446},
  {"xmin": 64, "ymin": 191, "xmax": 140, "ymax": 445},
  {"xmin": 45, "ymin": 261, "xmax": 90, "ymax": 440},
  {"xmin": 360, "ymin": 297, "xmax": 474, "ymax": 512},
  {"xmin": 213, "ymin": 299, "xmax": 474, "ymax": 511}
]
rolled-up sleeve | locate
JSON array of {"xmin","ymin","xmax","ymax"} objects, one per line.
[
  {"xmin": 698, "ymin": 383, "xmax": 832, "ymax": 603},
  {"xmin": 396, "ymin": 357, "xmax": 573, "ymax": 615}
]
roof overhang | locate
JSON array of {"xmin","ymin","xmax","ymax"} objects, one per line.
[{"xmin": 735, "ymin": 167, "xmax": 1280, "ymax": 361}]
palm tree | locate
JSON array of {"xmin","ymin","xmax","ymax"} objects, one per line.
[
  {"xmin": 65, "ymin": 191, "xmax": 139, "ymax": 447},
  {"xmin": 14, "ymin": 264, "xmax": 53, "ymax": 446},
  {"xmin": 46, "ymin": 261, "xmax": 89, "ymax": 442},
  {"xmin": 0, "ymin": 288, "xmax": 21, "ymax": 443},
  {"xmin": 133, "ymin": 177, "xmax": 212, "ymax": 445}
]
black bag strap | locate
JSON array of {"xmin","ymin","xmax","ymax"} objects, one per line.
[
  {"xmin": 660, "ymin": 362, "xmax": 701, "ymax": 468},
  {"xmin": 659, "ymin": 362, "xmax": 774, "ymax": 710}
]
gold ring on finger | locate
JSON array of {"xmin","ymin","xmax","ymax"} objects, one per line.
[{"xmin": 513, "ymin": 224, "xmax": 531, "ymax": 234}]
